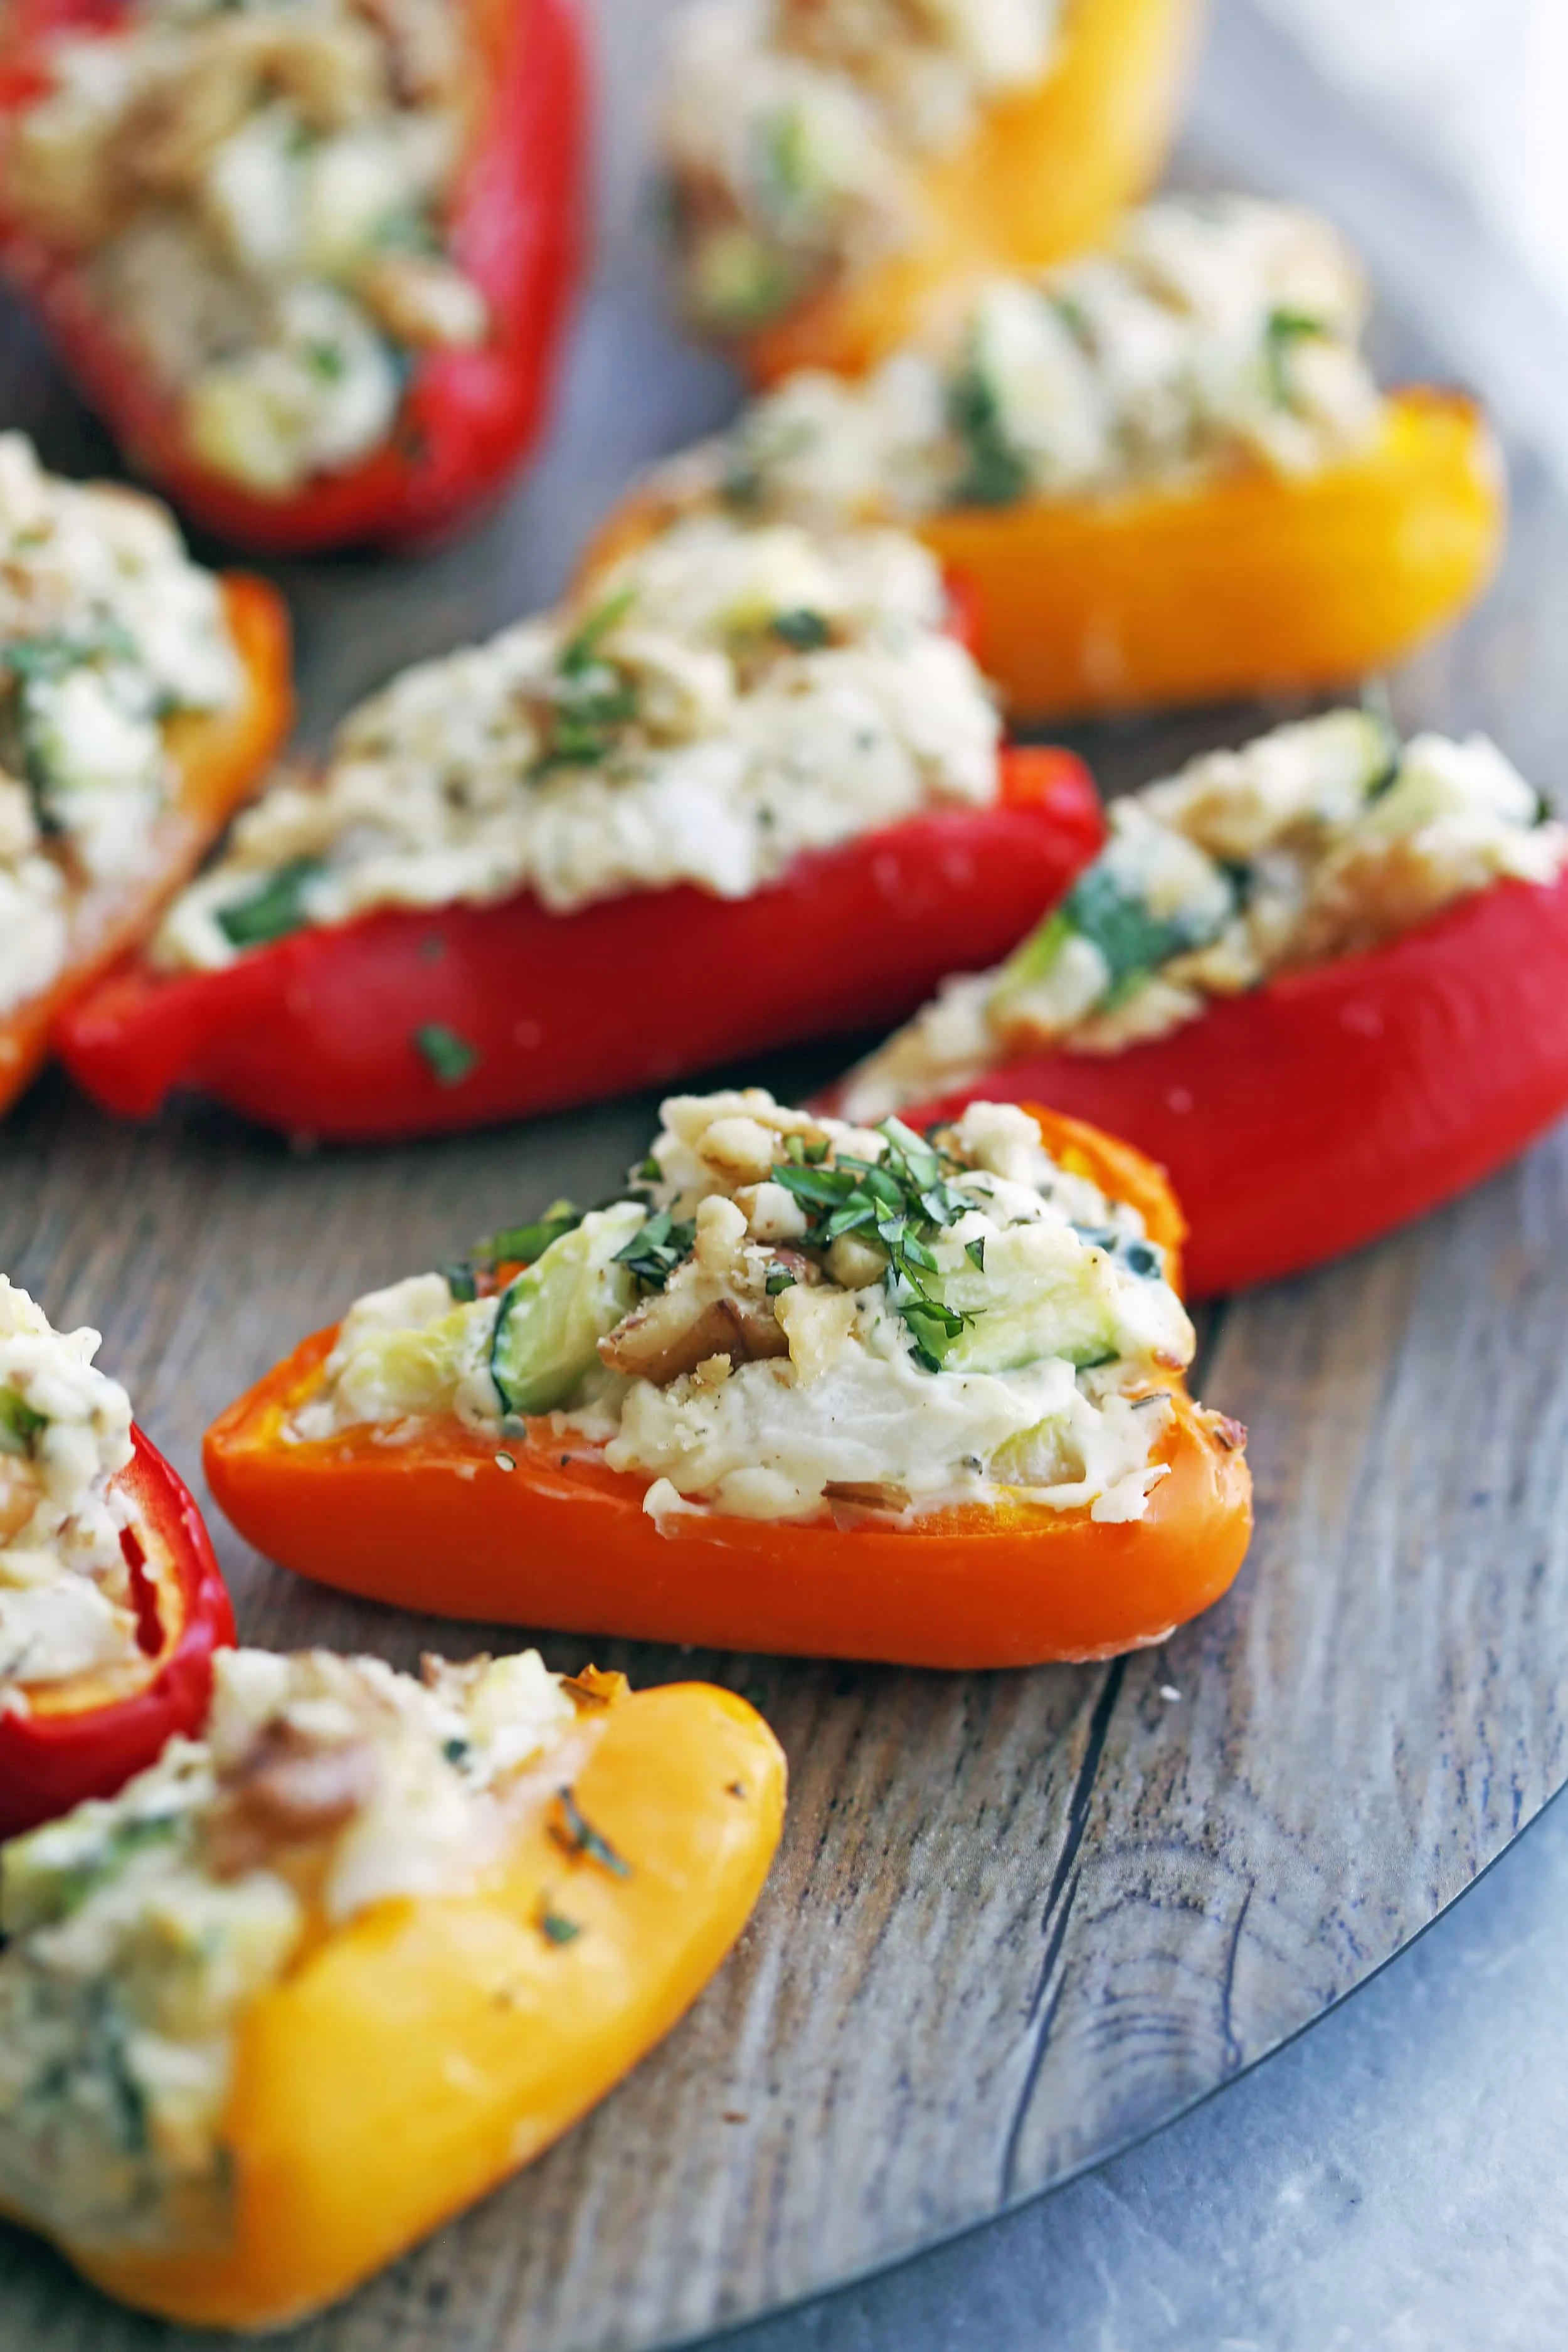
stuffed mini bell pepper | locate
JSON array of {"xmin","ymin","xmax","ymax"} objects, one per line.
[
  {"xmin": 839, "ymin": 711, "xmax": 1568, "ymax": 1295},
  {"xmin": 660, "ymin": 0, "xmax": 1199, "ymax": 381},
  {"xmin": 204, "ymin": 1089, "xmax": 1252, "ymax": 1667},
  {"xmin": 603, "ymin": 193, "xmax": 1502, "ymax": 719},
  {"xmin": 0, "ymin": 1643, "xmax": 785, "ymax": 2328},
  {"xmin": 0, "ymin": 1274, "xmax": 233, "ymax": 1840},
  {"xmin": 58, "ymin": 512, "xmax": 1103, "ymax": 1140},
  {"xmin": 0, "ymin": 0, "xmax": 586, "ymax": 552},
  {"xmin": 0, "ymin": 433, "xmax": 290, "ymax": 1116}
]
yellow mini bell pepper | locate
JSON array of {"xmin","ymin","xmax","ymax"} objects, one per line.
[
  {"xmin": 1, "ymin": 1671, "xmax": 785, "ymax": 2331},
  {"xmin": 919, "ymin": 387, "xmax": 1504, "ymax": 718},
  {"xmin": 587, "ymin": 389, "xmax": 1502, "ymax": 723},
  {"xmin": 722, "ymin": 0, "xmax": 1202, "ymax": 384}
]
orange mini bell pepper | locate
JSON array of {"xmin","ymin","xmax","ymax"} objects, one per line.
[
  {"xmin": 730, "ymin": 0, "xmax": 1202, "ymax": 383},
  {"xmin": 0, "ymin": 571, "xmax": 291, "ymax": 1115},
  {"xmin": 4, "ymin": 1670, "xmax": 785, "ymax": 2330},
  {"xmin": 204, "ymin": 1106, "xmax": 1253, "ymax": 1669},
  {"xmin": 591, "ymin": 388, "xmax": 1502, "ymax": 724}
]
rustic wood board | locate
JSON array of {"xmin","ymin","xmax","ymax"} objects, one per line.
[{"xmin": 4, "ymin": 3, "xmax": 1568, "ymax": 2345}]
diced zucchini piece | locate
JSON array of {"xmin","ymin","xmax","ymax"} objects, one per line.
[
  {"xmin": 926, "ymin": 1221, "xmax": 1127, "ymax": 1375},
  {"xmin": 489, "ymin": 1202, "xmax": 646, "ymax": 1416}
]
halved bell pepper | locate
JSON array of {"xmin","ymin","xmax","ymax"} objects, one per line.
[
  {"xmin": 57, "ymin": 745, "xmax": 1104, "ymax": 1142},
  {"xmin": 594, "ymin": 389, "xmax": 1504, "ymax": 723},
  {"xmin": 896, "ymin": 871, "xmax": 1568, "ymax": 1298},
  {"xmin": 730, "ymin": 0, "xmax": 1202, "ymax": 384},
  {"xmin": 27, "ymin": 1674, "xmax": 785, "ymax": 2330},
  {"xmin": 203, "ymin": 1105, "xmax": 1253, "ymax": 1668},
  {"xmin": 0, "ymin": 1423, "xmax": 235, "ymax": 1839},
  {"xmin": 0, "ymin": 572, "xmax": 292, "ymax": 1117},
  {"xmin": 0, "ymin": 0, "xmax": 587, "ymax": 553}
]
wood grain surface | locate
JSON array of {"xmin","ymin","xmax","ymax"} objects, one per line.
[{"xmin": 4, "ymin": 4, "xmax": 1568, "ymax": 2346}]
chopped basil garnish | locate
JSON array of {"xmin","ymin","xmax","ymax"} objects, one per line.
[
  {"xmin": 483, "ymin": 1201, "xmax": 583, "ymax": 1267},
  {"xmin": 0, "ymin": 1386, "xmax": 46, "ymax": 1457},
  {"xmin": 765, "ymin": 1268, "xmax": 797, "ymax": 1295},
  {"xmin": 948, "ymin": 361, "xmax": 1030, "ymax": 509},
  {"xmin": 534, "ymin": 587, "xmax": 640, "ymax": 775},
  {"xmin": 771, "ymin": 1116, "xmax": 975, "ymax": 1370},
  {"xmin": 537, "ymin": 1902, "xmax": 584, "ymax": 1946},
  {"xmin": 0, "ymin": 622, "xmax": 137, "ymax": 685},
  {"xmin": 552, "ymin": 1788, "xmax": 632, "ymax": 1878},
  {"xmin": 1263, "ymin": 307, "xmax": 1327, "ymax": 406},
  {"xmin": 216, "ymin": 858, "xmax": 326, "ymax": 951},
  {"xmin": 413, "ymin": 1022, "xmax": 479, "ymax": 1086},
  {"xmin": 771, "ymin": 608, "xmax": 831, "ymax": 652},
  {"xmin": 613, "ymin": 1208, "xmax": 696, "ymax": 1291},
  {"xmin": 993, "ymin": 856, "xmax": 1237, "ymax": 1021}
]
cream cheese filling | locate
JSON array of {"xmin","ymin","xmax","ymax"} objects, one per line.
[
  {"xmin": 842, "ymin": 712, "xmax": 1568, "ymax": 1118},
  {"xmin": 294, "ymin": 1093, "xmax": 1196, "ymax": 1528},
  {"xmin": 153, "ymin": 515, "xmax": 1000, "ymax": 968}
]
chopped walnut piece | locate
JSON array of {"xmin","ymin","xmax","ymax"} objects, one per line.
[
  {"xmin": 601, "ymin": 1289, "xmax": 789, "ymax": 1387},
  {"xmin": 206, "ymin": 1719, "xmax": 379, "ymax": 1878},
  {"xmin": 0, "ymin": 1457, "xmax": 41, "ymax": 1543},
  {"xmin": 359, "ymin": 255, "xmax": 489, "ymax": 350}
]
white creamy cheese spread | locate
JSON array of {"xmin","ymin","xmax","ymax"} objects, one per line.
[
  {"xmin": 0, "ymin": 1276, "xmax": 140, "ymax": 1693},
  {"xmin": 3, "ymin": 0, "xmax": 487, "ymax": 495},
  {"xmin": 843, "ymin": 712, "xmax": 1568, "ymax": 1115},
  {"xmin": 662, "ymin": 0, "xmax": 1065, "ymax": 332},
  {"xmin": 154, "ymin": 513, "xmax": 1000, "ymax": 967},
  {"xmin": 295, "ymin": 1089, "xmax": 1199, "ymax": 1528},
  {"xmin": 0, "ymin": 1644, "xmax": 579, "ymax": 2249},
  {"xmin": 0, "ymin": 433, "xmax": 240, "ymax": 1020},
  {"xmin": 660, "ymin": 194, "xmax": 1381, "ymax": 516}
]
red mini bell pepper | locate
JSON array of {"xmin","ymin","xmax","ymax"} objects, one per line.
[
  {"xmin": 0, "ymin": 1424, "xmax": 235, "ymax": 1838},
  {"xmin": 58, "ymin": 745, "xmax": 1103, "ymax": 1142},
  {"xmin": 899, "ymin": 869, "xmax": 1568, "ymax": 1298},
  {"xmin": 0, "ymin": 0, "xmax": 587, "ymax": 553}
]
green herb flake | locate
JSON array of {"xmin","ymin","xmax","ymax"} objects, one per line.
[
  {"xmin": 965, "ymin": 1237, "xmax": 986, "ymax": 1273},
  {"xmin": 613, "ymin": 1207, "xmax": 696, "ymax": 1291},
  {"xmin": 766, "ymin": 1121, "xmax": 978, "ymax": 1370},
  {"xmin": 537, "ymin": 1901, "xmax": 584, "ymax": 1947},
  {"xmin": 765, "ymin": 1268, "xmax": 797, "ymax": 1296},
  {"xmin": 216, "ymin": 858, "xmax": 326, "ymax": 951},
  {"xmin": 482, "ymin": 1201, "xmax": 583, "ymax": 1268},
  {"xmin": 771, "ymin": 608, "xmax": 831, "ymax": 652},
  {"xmin": 552, "ymin": 1788, "xmax": 633, "ymax": 1878},
  {"xmin": 532, "ymin": 588, "xmax": 642, "ymax": 775},
  {"xmin": 413, "ymin": 1023, "xmax": 480, "ymax": 1086},
  {"xmin": 0, "ymin": 1386, "xmax": 47, "ymax": 1458},
  {"xmin": 1263, "ymin": 307, "xmax": 1327, "ymax": 406},
  {"xmin": 947, "ymin": 362, "xmax": 1030, "ymax": 509}
]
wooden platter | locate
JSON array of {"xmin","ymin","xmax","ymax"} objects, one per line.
[{"xmin": 5, "ymin": 5, "xmax": 1568, "ymax": 2346}]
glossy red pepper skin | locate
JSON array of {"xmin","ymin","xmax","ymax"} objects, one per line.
[
  {"xmin": 0, "ymin": 0, "xmax": 587, "ymax": 553},
  {"xmin": 58, "ymin": 746, "xmax": 1104, "ymax": 1142},
  {"xmin": 902, "ymin": 871, "xmax": 1568, "ymax": 1298},
  {"xmin": 0, "ymin": 1426, "xmax": 235, "ymax": 1840}
]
